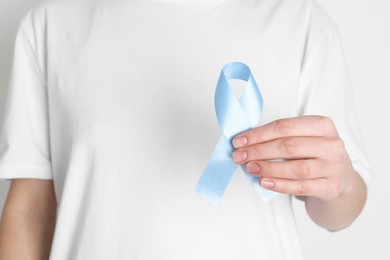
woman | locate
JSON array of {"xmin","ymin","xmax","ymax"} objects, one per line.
[{"xmin": 0, "ymin": 0, "xmax": 371, "ymax": 259}]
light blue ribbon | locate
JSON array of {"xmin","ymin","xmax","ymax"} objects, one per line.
[{"xmin": 195, "ymin": 62, "xmax": 278, "ymax": 205}]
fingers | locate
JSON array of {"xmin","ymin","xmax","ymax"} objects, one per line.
[
  {"xmin": 230, "ymin": 115, "xmax": 346, "ymax": 201},
  {"xmin": 243, "ymin": 157, "xmax": 344, "ymax": 201},
  {"xmin": 232, "ymin": 116, "xmax": 339, "ymax": 149},
  {"xmin": 233, "ymin": 136, "xmax": 344, "ymax": 163},
  {"xmin": 258, "ymin": 178, "xmax": 341, "ymax": 202},
  {"xmin": 246, "ymin": 159, "xmax": 321, "ymax": 180}
]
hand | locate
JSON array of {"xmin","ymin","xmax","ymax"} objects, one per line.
[{"xmin": 232, "ymin": 115, "xmax": 355, "ymax": 202}]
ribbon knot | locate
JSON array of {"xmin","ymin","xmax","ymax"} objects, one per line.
[{"xmin": 195, "ymin": 61, "xmax": 278, "ymax": 205}]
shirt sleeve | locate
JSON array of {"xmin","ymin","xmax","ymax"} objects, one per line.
[
  {"xmin": 297, "ymin": 11, "xmax": 372, "ymax": 186},
  {"xmin": 0, "ymin": 16, "xmax": 53, "ymax": 180}
]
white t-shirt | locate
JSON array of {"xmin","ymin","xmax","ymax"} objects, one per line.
[{"xmin": 0, "ymin": 0, "xmax": 371, "ymax": 259}]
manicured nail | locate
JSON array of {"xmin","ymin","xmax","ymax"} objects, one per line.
[
  {"xmin": 233, "ymin": 150, "xmax": 247, "ymax": 162},
  {"xmin": 261, "ymin": 179, "xmax": 274, "ymax": 188},
  {"xmin": 233, "ymin": 136, "xmax": 247, "ymax": 148},
  {"xmin": 247, "ymin": 162, "xmax": 261, "ymax": 173}
]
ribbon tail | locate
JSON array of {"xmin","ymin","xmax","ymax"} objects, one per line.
[{"xmin": 195, "ymin": 136, "xmax": 237, "ymax": 205}]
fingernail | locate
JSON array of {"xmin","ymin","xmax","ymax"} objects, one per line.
[
  {"xmin": 261, "ymin": 179, "xmax": 274, "ymax": 188},
  {"xmin": 247, "ymin": 162, "xmax": 261, "ymax": 173},
  {"xmin": 233, "ymin": 150, "xmax": 247, "ymax": 162},
  {"xmin": 233, "ymin": 136, "xmax": 247, "ymax": 148}
]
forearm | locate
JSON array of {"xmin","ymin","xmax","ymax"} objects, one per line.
[
  {"xmin": 304, "ymin": 161, "xmax": 367, "ymax": 232},
  {"xmin": 0, "ymin": 180, "xmax": 57, "ymax": 260},
  {"xmin": 0, "ymin": 207, "xmax": 56, "ymax": 260}
]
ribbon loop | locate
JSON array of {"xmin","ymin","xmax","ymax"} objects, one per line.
[{"xmin": 195, "ymin": 62, "xmax": 278, "ymax": 205}]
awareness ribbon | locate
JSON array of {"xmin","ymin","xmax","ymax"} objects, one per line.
[{"xmin": 195, "ymin": 62, "xmax": 278, "ymax": 205}]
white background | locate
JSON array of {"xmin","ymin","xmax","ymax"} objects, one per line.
[{"xmin": 0, "ymin": 0, "xmax": 389, "ymax": 259}]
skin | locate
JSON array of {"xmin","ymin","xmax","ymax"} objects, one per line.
[
  {"xmin": 232, "ymin": 115, "xmax": 367, "ymax": 231},
  {"xmin": 0, "ymin": 179, "xmax": 56, "ymax": 260}
]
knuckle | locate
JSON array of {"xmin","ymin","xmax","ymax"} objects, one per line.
[
  {"xmin": 317, "ymin": 116, "xmax": 338, "ymax": 135},
  {"xmin": 252, "ymin": 128, "xmax": 263, "ymax": 143},
  {"xmin": 334, "ymin": 138, "xmax": 345, "ymax": 151},
  {"xmin": 296, "ymin": 161, "xmax": 310, "ymax": 180},
  {"xmin": 254, "ymin": 145, "xmax": 263, "ymax": 159},
  {"xmin": 297, "ymin": 181, "xmax": 309, "ymax": 195},
  {"xmin": 330, "ymin": 138, "xmax": 346, "ymax": 157},
  {"xmin": 318, "ymin": 116, "xmax": 334, "ymax": 127},
  {"xmin": 275, "ymin": 118, "xmax": 292, "ymax": 135},
  {"xmin": 282, "ymin": 138, "xmax": 297, "ymax": 155}
]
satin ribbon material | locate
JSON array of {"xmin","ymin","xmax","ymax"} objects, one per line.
[{"xmin": 195, "ymin": 62, "xmax": 278, "ymax": 205}]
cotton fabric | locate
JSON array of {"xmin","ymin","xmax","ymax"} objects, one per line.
[{"xmin": 0, "ymin": 0, "xmax": 371, "ymax": 259}]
